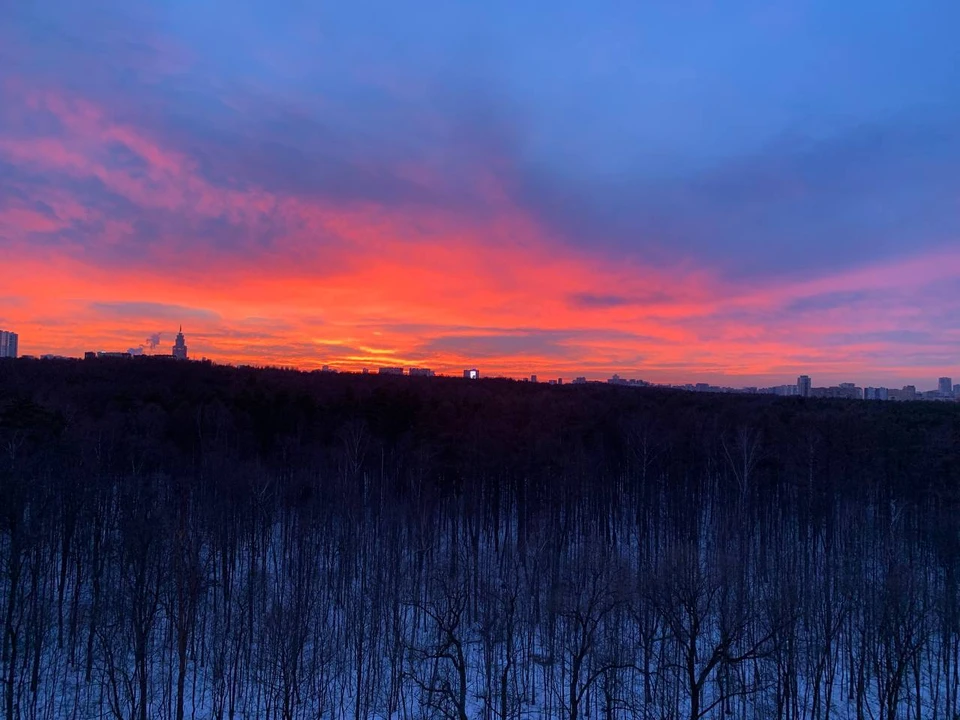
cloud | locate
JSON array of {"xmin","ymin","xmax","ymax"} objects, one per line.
[
  {"xmin": 90, "ymin": 302, "xmax": 220, "ymax": 322},
  {"xmin": 514, "ymin": 111, "xmax": 960, "ymax": 280},
  {"xmin": 568, "ymin": 293, "xmax": 633, "ymax": 309},
  {"xmin": 2, "ymin": 0, "xmax": 960, "ymax": 387},
  {"xmin": 783, "ymin": 290, "xmax": 874, "ymax": 314},
  {"xmin": 567, "ymin": 291, "xmax": 674, "ymax": 309},
  {"xmin": 421, "ymin": 332, "xmax": 577, "ymax": 360}
]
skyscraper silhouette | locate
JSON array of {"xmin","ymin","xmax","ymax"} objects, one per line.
[{"xmin": 173, "ymin": 326, "xmax": 188, "ymax": 360}]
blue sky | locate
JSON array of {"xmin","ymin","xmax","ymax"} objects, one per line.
[{"xmin": 1, "ymin": 0, "xmax": 959, "ymax": 384}]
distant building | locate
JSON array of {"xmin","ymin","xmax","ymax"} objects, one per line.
[
  {"xmin": 463, "ymin": 369, "xmax": 479, "ymax": 380},
  {"xmin": 172, "ymin": 326, "xmax": 188, "ymax": 360},
  {"xmin": 938, "ymin": 377, "xmax": 953, "ymax": 395},
  {"xmin": 797, "ymin": 375, "xmax": 811, "ymax": 398},
  {"xmin": 902, "ymin": 385, "xmax": 917, "ymax": 400},
  {"xmin": 557, "ymin": 378, "xmax": 563, "ymax": 385},
  {"xmin": 809, "ymin": 384, "xmax": 862, "ymax": 400},
  {"xmin": 531, "ymin": 375, "xmax": 537, "ymax": 383},
  {"xmin": 98, "ymin": 351, "xmax": 132, "ymax": 359},
  {"xmin": 955, "ymin": 384, "xmax": 960, "ymax": 396},
  {"xmin": 84, "ymin": 351, "xmax": 97, "ymax": 360},
  {"xmin": 408, "ymin": 368, "xmax": 434, "ymax": 377},
  {"xmin": 378, "ymin": 367, "xmax": 404, "ymax": 375},
  {"xmin": 607, "ymin": 374, "xmax": 648, "ymax": 387},
  {"xmin": 0, "ymin": 330, "xmax": 18, "ymax": 358},
  {"xmin": 572, "ymin": 377, "xmax": 587, "ymax": 384},
  {"xmin": 864, "ymin": 387, "xmax": 890, "ymax": 401},
  {"xmin": 838, "ymin": 383, "xmax": 863, "ymax": 400}
]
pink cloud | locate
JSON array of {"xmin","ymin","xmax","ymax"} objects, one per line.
[{"xmin": 1, "ymin": 84, "xmax": 958, "ymax": 386}]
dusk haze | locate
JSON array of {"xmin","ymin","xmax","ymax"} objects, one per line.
[{"xmin": 2, "ymin": 0, "xmax": 959, "ymax": 386}]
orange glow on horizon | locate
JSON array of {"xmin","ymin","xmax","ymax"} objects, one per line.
[{"xmin": 2, "ymin": 86, "xmax": 959, "ymax": 388}]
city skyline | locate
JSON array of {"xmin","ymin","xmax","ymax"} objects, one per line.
[
  {"xmin": 3, "ymin": 324, "xmax": 957, "ymax": 396},
  {"xmin": 2, "ymin": 1, "xmax": 960, "ymax": 382}
]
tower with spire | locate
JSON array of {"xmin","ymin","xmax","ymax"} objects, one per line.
[{"xmin": 173, "ymin": 326, "xmax": 188, "ymax": 360}]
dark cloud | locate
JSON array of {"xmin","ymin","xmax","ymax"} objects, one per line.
[
  {"xmin": 89, "ymin": 301, "xmax": 220, "ymax": 322},
  {"xmin": 784, "ymin": 290, "xmax": 874, "ymax": 314},
  {"xmin": 568, "ymin": 293, "xmax": 633, "ymax": 309},
  {"xmin": 822, "ymin": 330, "xmax": 940, "ymax": 346},
  {"xmin": 513, "ymin": 111, "xmax": 960, "ymax": 280},
  {"xmin": 417, "ymin": 326, "xmax": 665, "ymax": 360},
  {"xmin": 567, "ymin": 291, "xmax": 673, "ymax": 309},
  {"xmin": 103, "ymin": 141, "xmax": 152, "ymax": 175},
  {"xmin": 421, "ymin": 332, "xmax": 576, "ymax": 359}
]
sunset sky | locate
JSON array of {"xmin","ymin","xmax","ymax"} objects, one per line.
[{"xmin": 2, "ymin": 0, "xmax": 959, "ymax": 386}]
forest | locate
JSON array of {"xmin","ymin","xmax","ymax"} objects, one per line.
[{"xmin": 0, "ymin": 356, "xmax": 959, "ymax": 720}]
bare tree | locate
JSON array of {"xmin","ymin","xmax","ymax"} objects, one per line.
[
  {"xmin": 550, "ymin": 551, "xmax": 633, "ymax": 720},
  {"xmin": 406, "ymin": 570, "xmax": 473, "ymax": 720}
]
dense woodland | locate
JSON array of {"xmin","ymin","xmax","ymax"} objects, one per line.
[{"xmin": 1, "ymin": 357, "xmax": 959, "ymax": 720}]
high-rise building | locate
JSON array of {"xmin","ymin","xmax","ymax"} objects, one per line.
[
  {"xmin": 836, "ymin": 383, "xmax": 863, "ymax": 400},
  {"xmin": 938, "ymin": 377, "xmax": 953, "ymax": 395},
  {"xmin": 797, "ymin": 375, "xmax": 811, "ymax": 398},
  {"xmin": 172, "ymin": 326, "xmax": 188, "ymax": 360},
  {"xmin": 463, "ymin": 369, "xmax": 479, "ymax": 380},
  {"xmin": 955, "ymin": 384, "xmax": 960, "ymax": 396},
  {"xmin": 0, "ymin": 330, "xmax": 18, "ymax": 358}
]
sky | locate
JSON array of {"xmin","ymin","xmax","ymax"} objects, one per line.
[{"xmin": 1, "ymin": 0, "xmax": 959, "ymax": 387}]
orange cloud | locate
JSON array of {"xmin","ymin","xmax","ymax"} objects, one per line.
[{"xmin": 2, "ymin": 86, "xmax": 958, "ymax": 388}]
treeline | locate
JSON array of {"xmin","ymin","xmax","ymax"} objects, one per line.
[{"xmin": 0, "ymin": 357, "xmax": 959, "ymax": 720}]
